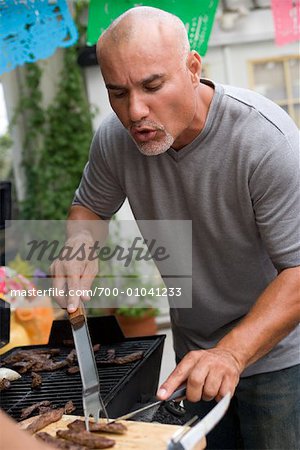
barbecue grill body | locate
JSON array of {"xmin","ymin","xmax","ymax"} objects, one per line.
[{"xmin": 0, "ymin": 318, "xmax": 165, "ymax": 420}]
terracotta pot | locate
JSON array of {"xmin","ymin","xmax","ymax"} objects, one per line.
[{"xmin": 115, "ymin": 313, "xmax": 158, "ymax": 337}]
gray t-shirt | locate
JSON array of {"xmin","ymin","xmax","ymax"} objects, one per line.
[{"xmin": 74, "ymin": 80, "xmax": 300, "ymax": 377}]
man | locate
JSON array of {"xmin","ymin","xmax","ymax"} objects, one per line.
[{"xmin": 51, "ymin": 7, "xmax": 300, "ymax": 449}]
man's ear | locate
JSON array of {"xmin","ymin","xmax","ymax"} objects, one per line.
[{"xmin": 188, "ymin": 51, "xmax": 202, "ymax": 86}]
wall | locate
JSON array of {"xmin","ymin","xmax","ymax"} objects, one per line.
[{"xmin": 203, "ymin": 9, "xmax": 299, "ymax": 86}]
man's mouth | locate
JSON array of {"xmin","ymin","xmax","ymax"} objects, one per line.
[
  {"xmin": 130, "ymin": 123, "xmax": 164, "ymax": 143},
  {"xmin": 130, "ymin": 127, "xmax": 159, "ymax": 142}
]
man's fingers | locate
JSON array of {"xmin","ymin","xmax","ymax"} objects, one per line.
[
  {"xmin": 66, "ymin": 275, "xmax": 81, "ymax": 312},
  {"xmin": 201, "ymin": 370, "xmax": 223, "ymax": 402},
  {"xmin": 157, "ymin": 352, "xmax": 199, "ymax": 400},
  {"xmin": 80, "ymin": 261, "xmax": 99, "ymax": 301}
]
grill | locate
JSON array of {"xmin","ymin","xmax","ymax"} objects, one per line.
[{"xmin": 0, "ymin": 316, "xmax": 165, "ymax": 421}]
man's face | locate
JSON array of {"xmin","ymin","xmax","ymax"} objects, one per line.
[{"xmin": 100, "ymin": 38, "xmax": 199, "ymax": 155}]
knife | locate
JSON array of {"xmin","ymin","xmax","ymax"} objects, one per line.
[
  {"xmin": 167, "ymin": 392, "xmax": 231, "ymax": 450},
  {"xmin": 69, "ymin": 303, "xmax": 109, "ymax": 431},
  {"xmin": 109, "ymin": 383, "xmax": 187, "ymax": 423}
]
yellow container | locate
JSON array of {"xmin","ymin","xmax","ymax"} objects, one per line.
[{"xmin": 0, "ymin": 313, "xmax": 30, "ymax": 355}]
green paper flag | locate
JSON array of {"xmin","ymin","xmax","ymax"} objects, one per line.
[{"xmin": 87, "ymin": 0, "xmax": 219, "ymax": 56}]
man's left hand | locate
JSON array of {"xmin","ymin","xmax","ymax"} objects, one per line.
[{"xmin": 157, "ymin": 348, "xmax": 242, "ymax": 402}]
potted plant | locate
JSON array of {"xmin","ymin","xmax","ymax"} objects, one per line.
[{"xmin": 115, "ymin": 304, "xmax": 160, "ymax": 338}]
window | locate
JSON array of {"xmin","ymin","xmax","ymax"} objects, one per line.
[{"xmin": 248, "ymin": 55, "xmax": 300, "ymax": 127}]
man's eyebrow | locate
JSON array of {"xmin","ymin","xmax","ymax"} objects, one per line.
[
  {"xmin": 106, "ymin": 74, "xmax": 165, "ymax": 90},
  {"xmin": 141, "ymin": 73, "xmax": 165, "ymax": 84}
]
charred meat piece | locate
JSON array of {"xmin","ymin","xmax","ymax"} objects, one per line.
[
  {"xmin": 67, "ymin": 366, "xmax": 80, "ymax": 375},
  {"xmin": 9, "ymin": 350, "xmax": 68, "ymax": 374},
  {"xmin": 37, "ymin": 432, "xmax": 88, "ymax": 450},
  {"xmin": 64, "ymin": 400, "xmax": 76, "ymax": 415},
  {"xmin": 31, "ymin": 372, "xmax": 42, "ymax": 389},
  {"xmin": 106, "ymin": 349, "xmax": 115, "ymax": 362},
  {"xmin": 12, "ymin": 360, "xmax": 34, "ymax": 374},
  {"xmin": 2, "ymin": 349, "xmax": 60, "ymax": 365},
  {"xmin": 57, "ymin": 430, "xmax": 115, "ymax": 449},
  {"xmin": 68, "ymin": 419, "xmax": 127, "ymax": 435},
  {"xmin": 24, "ymin": 401, "xmax": 75, "ymax": 433},
  {"xmin": 33, "ymin": 360, "xmax": 69, "ymax": 372},
  {"xmin": 38, "ymin": 406, "xmax": 53, "ymax": 415},
  {"xmin": 0, "ymin": 378, "xmax": 11, "ymax": 391},
  {"xmin": 20, "ymin": 401, "xmax": 51, "ymax": 420},
  {"xmin": 26, "ymin": 407, "xmax": 65, "ymax": 434},
  {"xmin": 66, "ymin": 349, "xmax": 77, "ymax": 366},
  {"xmin": 97, "ymin": 351, "xmax": 143, "ymax": 366}
]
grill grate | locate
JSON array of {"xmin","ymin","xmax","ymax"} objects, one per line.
[{"xmin": 0, "ymin": 336, "xmax": 164, "ymax": 421}]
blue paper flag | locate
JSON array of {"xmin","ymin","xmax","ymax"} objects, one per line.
[{"xmin": 0, "ymin": 0, "xmax": 78, "ymax": 75}]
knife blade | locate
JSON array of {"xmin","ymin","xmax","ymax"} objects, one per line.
[
  {"xmin": 69, "ymin": 303, "xmax": 109, "ymax": 431},
  {"xmin": 109, "ymin": 383, "xmax": 187, "ymax": 423},
  {"xmin": 167, "ymin": 392, "xmax": 231, "ymax": 450}
]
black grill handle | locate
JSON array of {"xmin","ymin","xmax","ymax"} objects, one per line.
[{"xmin": 167, "ymin": 382, "xmax": 187, "ymax": 401}]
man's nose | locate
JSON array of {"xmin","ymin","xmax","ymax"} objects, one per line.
[{"xmin": 128, "ymin": 93, "xmax": 149, "ymax": 122}]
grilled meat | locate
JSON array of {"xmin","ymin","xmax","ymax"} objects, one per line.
[
  {"xmin": 37, "ymin": 432, "xmax": 88, "ymax": 450},
  {"xmin": 66, "ymin": 349, "xmax": 77, "ymax": 366},
  {"xmin": 24, "ymin": 401, "xmax": 75, "ymax": 433},
  {"xmin": 26, "ymin": 407, "xmax": 65, "ymax": 434},
  {"xmin": 64, "ymin": 401, "xmax": 76, "ymax": 415},
  {"xmin": 67, "ymin": 366, "xmax": 80, "ymax": 375},
  {"xmin": 20, "ymin": 401, "xmax": 52, "ymax": 420},
  {"xmin": 67, "ymin": 419, "xmax": 127, "ymax": 435},
  {"xmin": 0, "ymin": 378, "xmax": 11, "ymax": 391},
  {"xmin": 31, "ymin": 372, "xmax": 42, "ymax": 389},
  {"xmin": 97, "ymin": 350, "xmax": 143, "ymax": 366},
  {"xmin": 2, "ymin": 349, "xmax": 60, "ymax": 366},
  {"xmin": 57, "ymin": 430, "xmax": 115, "ymax": 449},
  {"xmin": 33, "ymin": 360, "xmax": 69, "ymax": 372}
]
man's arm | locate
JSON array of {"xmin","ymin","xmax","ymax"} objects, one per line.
[
  {"xmin": 157, "ymin": 266, "xmax": 300, "ymax": 402},
  {"xmin": 51, "ymin": 205, "xmax": 108, "ymax": 312}
]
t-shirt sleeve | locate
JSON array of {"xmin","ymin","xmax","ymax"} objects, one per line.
[
  {"xmin": 249, "ymin": 131, "xmax": 300, "ymax": 271},
  {"xmin": 73, "ymin": 126, "xmax": 126, "ymax": 219}
]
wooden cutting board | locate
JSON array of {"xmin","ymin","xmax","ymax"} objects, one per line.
[{"xmin": 21, "ymin": 414, "xmax": 206, "ymax": 450}]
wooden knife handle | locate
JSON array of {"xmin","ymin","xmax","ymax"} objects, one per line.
[{"xmin": 68, "ymin": 304, "xmax": 85, "ymax": 326}]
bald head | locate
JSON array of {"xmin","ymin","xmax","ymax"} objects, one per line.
[{"xmin": 97, "ymin": 7, "xmax": 190, "ymax": 68}]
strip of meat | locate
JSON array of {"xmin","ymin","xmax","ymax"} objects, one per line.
[
  {"xmin": 12, "ymin": 361, "xmax": 34, "ymax": 374},
  {"xmin": 3, "ymin": 349, "xmax": 60, "ymax": 365},
  {"xmin": 64, "ymin": 400, "xmax": 76, "ymax": 415},
  {"xmin": 0, "ymin": 378, "xmax": 11, "ymax": 391},
  {"xmin": 97, "ymin": 351, "xmax": 143, "ymax": 366},
  {"xmin": 66, "ymin": 349, "xmax": 77, "ymax": 366},
  {"xmin": 26, "ymin": 407, "xmax": 64, "ymax": 434},
  {"xmin": 37, "ymin": 432, "xmax": 88, "ymax": 450},
  {"xmin": 57, "ymin": 430, "xmax": 115, "ymax": 449},
  {"xmin": 67, "ymin": 366, "xmax": 80, "ymax": 375},
  {"xmin": 33, "ymin": 360, "xmax": 69, "ymax": 372},
  {"xmin": 31, "ymin": 372, "xmax": 42, "ymax": 389},
  {"xmin": 23, "ymin": 400, "xmax": 74, "ymax": 432},
  {"xmin": 67, "ymin": 419, "xmax": 127, "ymax": 435},
  {"xmin": 38, "ymin": 406, "xmax": 53, "ymax": 415},
  {"xmin": 20, "ymin": 401, "xmax": 51, "ymax": 420},
  {"xmin": 106, "ymin": 349, "xmax": 115, "ymax": 362}
]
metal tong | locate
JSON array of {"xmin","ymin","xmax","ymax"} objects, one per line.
[{"xmin": 167, "ymin": 393, "xmax": 231, "ymax": 450}]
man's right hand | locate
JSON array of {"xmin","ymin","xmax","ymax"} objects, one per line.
[{"xmin": 50, "ymin": 230, "xmax": 99, "ymax": 313}]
